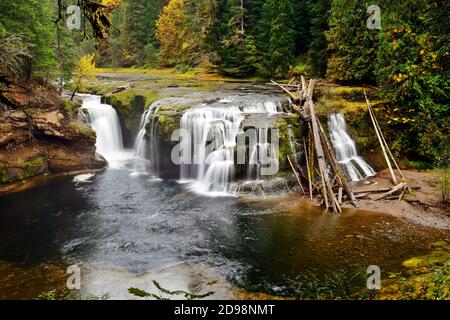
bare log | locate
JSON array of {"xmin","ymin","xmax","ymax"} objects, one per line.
[
  {"xmin": 300, "ymin": 76, "xmax": 307, "ymax": 102},
  {"xmin": 365, "ymin": 91, "xmax": 398, "ymax": 185},
  {"xmin": 303, "ymin": 140, "xmax": 313, "ymax": 201},
  {"xmin": 317, "ymin": 118, "xmax": 357, "ymax": 207},
  {"xmin": 271, "ymin": 80, "xmax": 298, "ymax": 102},
  {"xmin": 354, "ymin": 186, "xmax": 420, "ymax": 194},
  {"xmin": 307, "ymin": 89, "xmax": 341, "ymax": 213},
  {"xmin": 368, "ymin": 96, "xmax": 405, "ymax": 180},
  {"xmin": 287, "ymin": 155, "xmax": 305, "ymax": 194},
  {"xmin": 373, "ymin": 183, "xmax": 407, "ymax": 201}
]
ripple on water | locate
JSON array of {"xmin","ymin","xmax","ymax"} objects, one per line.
[{"xmin": 0, "ymin": 167, "xmax": 448, "ymax": 299}]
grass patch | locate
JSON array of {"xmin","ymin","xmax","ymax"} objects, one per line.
[
  {"xmin": 404, "ymin": 160, "xmax": 434, "ymax": 170},
  {"xmin": 95, "ymin": 67, "xmax": 263, "ymax": 82},
  {"xmin": 316, "ymin": 84, "xmax": 385, "ymax": 115}
]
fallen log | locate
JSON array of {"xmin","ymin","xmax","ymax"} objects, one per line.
[
  {"xmin": 271, "ymin": 80, "xmax": 298, "ymax": 102},
  {"xmin": 355, "ymin": 193, "xmax": 371, "ymax": 199},
  {"xmin": 354, "ymin": 186, "xmax": 420, "ymax": 194},
  {"xmin": 365, "ymin": 91, "xmax": 398, "ymax": 185},
  {"xmin": 338, "ymin": 187, "xmax": 343, "ymax": 204},
  {"xmin": 373, "ymin": 183, "xmax": 407, "ymax": 201},
  {"xmin": 317, "ymin": 117, "xmax": 357, "ymax": 207},
  {"xmin": 365, "ymin": 91, "xmax": 405, "ymax": 181},
  {"xmin": 307, "ymin": 90, "xmax": 341, "ymax": 213},
  {"xmin": 303, "ymin": 140, "xmax": 313, "ymax": 202},
  {"xmin": 287, "ymin": 155, "xmax": 305, "ymax": 194}
]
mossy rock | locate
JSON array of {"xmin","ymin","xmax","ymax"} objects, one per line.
[
  {"xmin": 377, "ymin": 241, "xmax": 450, "ymax": 300},
  {"xmin": 106, "ymin": 89, "xmax": 160, "ymax": 131},
  {"xmin": 68, "ymin": 121, "xmax": 96, "ymax": 139},
  {"xmin": 152, "ymin": 106, "xmax": 191, "ymax": 143},
  {"xmin": 402, "ymin": 242, "xmax": 450, "ymax": 268},
  {"xmin": 0, "ymin": 162, "xmax": 9, "ymax": 184},
  {"xmin": 18, "ymin": 156, "xmax": 46, "ymax": 180}
]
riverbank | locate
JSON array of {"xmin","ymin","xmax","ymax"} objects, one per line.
[
  {"xmin": 0, "ymin": 79, "xmax": 106, "ymax": 191},
  {"xmin": 344, "ymin": 169, "xmax": 450, "ymax": 230}
]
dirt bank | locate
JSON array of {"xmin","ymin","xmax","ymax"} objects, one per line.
[{"xmin": 344, "ymin": 169, "xmax": 450, "ymax": 230}]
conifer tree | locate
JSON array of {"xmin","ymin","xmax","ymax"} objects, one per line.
[{"xmin": 258, "ymin": 0, "xmax": 295, "ymax": 78}]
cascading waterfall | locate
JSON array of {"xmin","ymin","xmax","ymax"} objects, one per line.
[
  {"xmin": 133, "ymin": 103, "xmax": 160, "ymax": 175},
  {"xmin": 248, "ymin": 128, "xmax": 279, "ymax": 180},
  {"xmin": 219, "ymin": 95, "xmax": 282, "ymax": 113},
  {"xmin": 180, "ymin": 106, "xmax": 244, "ymax": 194},
  {"xmin": 287, "ymin": 126, "xmax": 299, "ymax": 169},
  {"xmin": 328, "ymin": 113, "xmax": 376, "ymax": 181},
  {"xmin": 180, "ymin": 95, "xmax": 282, "ymax": 194},
  {"xmin": 81, "ymin": 95, "xmax": 125, "ymax": 163}
]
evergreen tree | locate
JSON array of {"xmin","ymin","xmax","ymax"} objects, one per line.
[
  {"xmin": 307, "ymin": 0, "xmax": 330, "ymax": 77},
  {"xmin": 0, "ymin": 0, "xmax": 57, "ymax": 79},
  {"xmin": 120, "ymin": 0, "xmax": 148, "ymax": 66},
  {"xmin": 375, "ymin": 0, "xmax": 449, "ymax": 161},
  {"xmin": 326, "ymin": 0, "xmax": 378, "ymax": 82},
  {"xmin": 218, "ymin": 0, "xmax": 260, "ymax": 77},
  {"xmin": 292, "ymin": 0, "xmax": 311, "ymax": 56},
  {"xmin": 258, "ymin": 0, "xmax": 295, "ymax": 78}
]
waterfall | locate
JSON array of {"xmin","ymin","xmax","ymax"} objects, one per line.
[
  {"xmin": 133, "ymin": 103, "xmax": 160, "ymax": 175},
  {"xmin": 328, "ymin": 113, "xmax": 376, "ymax": 181},
  {"xmin": 287, "ymin": 126, "xmax": 299, "ymax": 169},
  {"xmin": 180, "ymin": 95, "xmax": 282, "ymax": 195},
  {"xmin": 81, "ymin": 95, "xmax": 125, "ymax": 163},
  {"xmin": 248, "ymin": 128, "xmax": 279, "ymax": 180},
  {"xmin": 180, "ymin": 106, "xmax": 244, "ymax": 194}
]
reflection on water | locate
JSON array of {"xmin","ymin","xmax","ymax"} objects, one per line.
[{"xmin": 0, "ymin": 164, "xmax": 448, "ymax": 299}]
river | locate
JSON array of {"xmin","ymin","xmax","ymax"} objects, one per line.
[{"xmin": 0, "ymin": 91, "xmax": 447, "ymax": 300}]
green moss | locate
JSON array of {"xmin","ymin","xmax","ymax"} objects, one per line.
[
  {"xmin": 0, "ymin": 162, "xmax": 8, "ymax": 184},
  {"xmin": 155, "ymin": 111, "xmax": 183, "ymax": 142},
  {"xmin": 315, "ymin": 84, "xmax": 385, "ymax": 116},
  {"xmin": 273, "ymin": 115, "xmax": 303, "ymax": 170},
  {"xmin": 68, "ymin": 122, "xmax": 96, "ymax": 139},
  {"xmin": 158, "ymin": 105, "xmax": 191, "ymax": 113},
  {"xmin": 18, "ymin": 156, "xmax": 45, "ymax": 180},
  {"xmin": 105, "ymin": 90, "xmax": 160, "ymax": 132},
  {"xmin": 376, "ymin": 241, "xmax": 450, "ymax": 300},
  {"xmin": 63, "ymin": 100, "xmax": 73, "ymax": 115},
  {"xmin": 404, "ymin": 160, "xmax": 433, "ymax": 170}
]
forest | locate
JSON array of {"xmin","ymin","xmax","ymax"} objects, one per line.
[
  {"xmin": 1, "ymin": 0, "xmax": 448, "ymax": 165},
  {"xmin": 0, "ymin": 0, "xmax": 449, "ymax": 302}
]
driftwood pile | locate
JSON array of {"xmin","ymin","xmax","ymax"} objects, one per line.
[
  {"xmin": 272, "ymin": 77, "xmax": 412, "ymax": 213},
  {"xmin": 272, "ymin": 77, "xmax": 356, "ymax": 213}
]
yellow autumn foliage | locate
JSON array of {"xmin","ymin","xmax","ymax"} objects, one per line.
[
  {"xmin": 71, "ymin": 54, "xmax": 97, "ymax": 96},
  {"xmin": 101, "ymin": 0, "xmax": 123, "ymax": 9},
  {"xmin": 155, "ymin": 0, "xmax": 215, "ymax": 66}
]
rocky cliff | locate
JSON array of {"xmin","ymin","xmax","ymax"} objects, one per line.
[{"xmin": 0, "ymin": 79, "xmax": 106, "ymax": 192}]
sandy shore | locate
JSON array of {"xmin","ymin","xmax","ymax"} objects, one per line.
[{"xmin": 343, "ymin": 169, "xmax": 450, "ymax": 230}]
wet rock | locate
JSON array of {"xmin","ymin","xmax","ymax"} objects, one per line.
[
  {"xmin": 0, "ymin": 81, "xmax": 106, "ymax": 190},
  {"xmin": 233, "ymin": 177, "xmax": 291, "ymax": 197}
]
